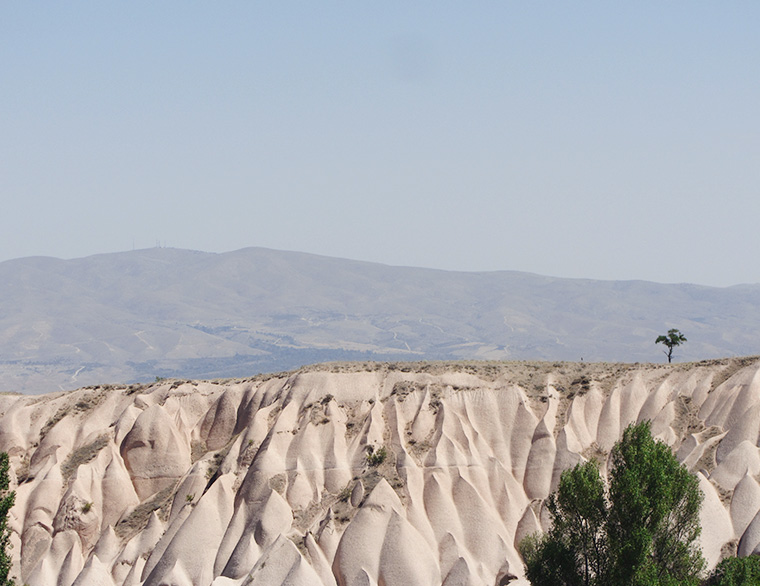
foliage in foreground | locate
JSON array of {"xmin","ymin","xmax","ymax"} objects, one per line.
[
  {"xmin": 0, "ymin": 452, "xmax": 15, "ymax": 586},
  {"xmin": 520, "ymin": 421, "xmax": 705, "ymax": 586},
  {"xmin": 704, "ymin": 555, "xmax": 760, "ymax": 586}
]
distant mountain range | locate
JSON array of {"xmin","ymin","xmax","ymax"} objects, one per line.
[{"xmin": 1, "ymin": 246, "xmax": 759, "ymax": 393}]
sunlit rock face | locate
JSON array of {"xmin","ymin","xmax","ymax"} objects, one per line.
[{"xmin": 1, "ymin": 357, "xmax": 758, "ymax": 586}]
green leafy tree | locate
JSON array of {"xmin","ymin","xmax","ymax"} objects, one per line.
[
  {"xmin": 521, "ymin": 460, "xmax": 608, "ymax": 586},
  {"xmin": 520, "ymin": 421, "xmax": 705, "ymax": 586},
  {"xmin": 704, "ymin": 555, "xmax": 760, "ymax": 586},
  {"xmin": 607, "ymin": 422, "xmax": 704, "ymax": 585},
  {"xmin": 0, "ymin": 452, "xmax": 15, "ymax": 586},
  {"xmin": 655, "ymin": 329, "xmax": 687, "ymax": 363}
]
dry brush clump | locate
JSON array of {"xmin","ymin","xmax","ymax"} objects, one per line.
[{"xmin": 61, "ymin": 434, "xmax": 110, "ymax": 481}]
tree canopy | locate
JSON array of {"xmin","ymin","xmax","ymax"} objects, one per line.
[
  {"xmin": 520, "ymin": 421, "xmax": 705, "ymax": 586},
  {"xmin": 0, "ymin": 452, "xmax": 15, "ymax": 586},
  {"xmin": 704, "ymin": 555, "xmax": 760, "ymax": 586},
  {"xmin": 655, "ymin": 329, "xmax": 687, "ymax": 363}
]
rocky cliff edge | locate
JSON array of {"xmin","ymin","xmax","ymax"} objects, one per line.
[{"xmin": 2, "ymin": 358, "xmax": 760, "ymax": 586}]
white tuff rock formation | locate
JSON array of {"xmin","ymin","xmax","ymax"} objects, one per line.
[{"xmin": 1, "ymin": 358, "xmax": 758, "ymax": 585}]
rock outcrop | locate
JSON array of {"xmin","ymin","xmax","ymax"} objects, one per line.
[{"xmin": 1, "ymin": 357, "xmax": 759, "ymax": 585}]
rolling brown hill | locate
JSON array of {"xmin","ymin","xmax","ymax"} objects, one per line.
[{"xmin": 2, "ymin": 247, "xmax": 760, "ymax": 394}]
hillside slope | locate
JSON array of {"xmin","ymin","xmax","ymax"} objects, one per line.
[
  {"xmin": 2, "ymin": 358, "xmax": 760, "ymax": 585},
  {"xmin": 2, "ymin": 247, "xmax": 760, "ymax": 393}
]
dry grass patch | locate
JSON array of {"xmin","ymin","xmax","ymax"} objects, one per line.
[
  {"xmin": 115, "ymin": 483, "xmax": 177, "ymax": 542},
  {"xmin": 707, "ymin": 356, "xmax": 760, "ymax": 392},
  {"xmin": 693, "ymin": 428, "xmax": 725, "ymax": 474},
  {"xmin": 268, "ymin": 473, "xmax": 287, "ymax": 495},
  {"xmin": 40, "ymin": 388, "xmax": 109, "ymax": 440},
  {"xmin": 15, "ymin": 453, "xmax": 31, "ymax": 484},
  {"xmin": 61, "ymin": 434, "xmax": 110, "ymax": 481}
]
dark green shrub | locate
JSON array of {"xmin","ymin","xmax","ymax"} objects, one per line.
[
  {"xmin": 0, "ymin": 453, "xmax": 15, "ymax": 585},
  {"xmin": 521, "ymin": 421, "xmax": 705, "ymax": 586},
  {"xmin": 704, "ymin": 556, "xmax": 760, "ymax": 586},
  {"xmin": 366, "ymin": 445, "xmax": 387, "ymax": 467}
]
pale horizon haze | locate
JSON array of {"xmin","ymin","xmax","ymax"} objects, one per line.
[{"xmin": 2, "ymin": 3, "xmax": 759, "ymax": 287}]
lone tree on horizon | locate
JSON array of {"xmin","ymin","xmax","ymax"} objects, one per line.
[{"xmin": 656, "ymin": 328, "xmax": 687, "ymax": 363}]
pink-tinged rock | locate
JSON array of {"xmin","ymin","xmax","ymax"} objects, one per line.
[
  {"xmin": 71, "ymin": 554, "xmax": 117, "ymax": 586},
  {"xmin": 333, "ymin": 479, "xmax": 440, "ymax": 586},
  {"xmin": 731, "ymin": 474, "xmax": 760, "ymax": 539},
  {"xmin": 120, "ymin": 405, "xmax": 191, "ymax": 500}
]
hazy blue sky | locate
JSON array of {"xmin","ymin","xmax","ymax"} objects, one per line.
[{"xmin": 2, "ymin": 3, "xmax": 759, "ymax": 286}]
